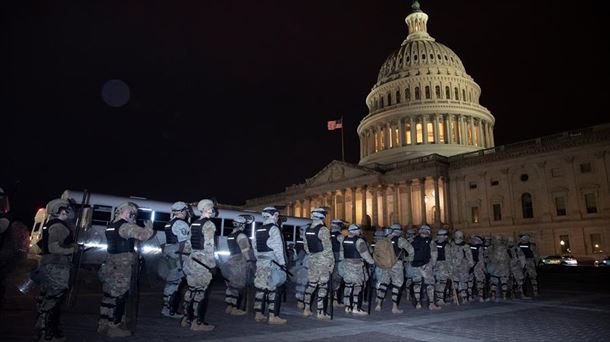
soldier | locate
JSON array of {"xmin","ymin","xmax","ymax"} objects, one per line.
[
  {"xmin": 507, "ymin": 236, "xmax": 528, "ymax": 299},
  {"xmin": 181, "ymin": 199, "xmax": 217, "ymax": 331},
  {"xmin": 403, "ymin": 228, "xmax": 417, "ymax": 303},
  {"xmin": 329, "ymin": 219, "xmax": 345, "ymax": 307},
  {"xmin": 302, "ymin": 208, "xmax": 334, "ymax": 320},
  {"xmin": 467, "ymin": 235, "xmax": 486, "ymax": 302},
  {"xmin": 519, "ymin": 234, "xmax": 540, "ymax": 297},
  {"xmin": 449, "ymin": 230, "xmax": 474, "ymax": 304},
  {"xmin": 222, "ymin": 214, "xmax": 254, "ymax": 315},
  {"xmin": 432, "ymin": 228, "xmax": 451, "ymax": 305},
  {"xmin": 160, "ymin": 201, "xmax": 190, "ymax": 319},
  {"xmin": 375, "ymin": 224, "xmax": 413, "ymax": 314},
  {"xmin": 487, "ymin": 234, "xmax": 510, "ymax": 301},
  {"xmin": 293, "ymin": 225, "xmax": 309, "ymax": 310},
  {"xmin": 0, "ymin": 186, "xmax": 12, "ymax": 310},
  {"xmin": 252, "ymin": 207, "xmax": 288, "ymax": 324},
  {"xmin": 35, "ymin": 199, "xmax": 76, "ymax": 342},
  {"xmin": 341, "ymin": 224, "xmax": 374, "ymax": 316},
  {"xmin": 98, "ymin": 202, "xmax": 154, "ymax": 337},
  {"xmin": 410, "ymin": 225, "xmax": 440, "ymax": 310}
]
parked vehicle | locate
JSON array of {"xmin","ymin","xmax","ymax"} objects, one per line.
[
  {"xmin": 539, "ymin": 255, "xmax": 578, "ymax": 266},
  {"xmin": 594, "ymin": 256, "xmax": 610, "ymax": 267}
]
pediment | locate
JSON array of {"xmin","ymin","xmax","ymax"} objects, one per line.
[{"xmin": 305, "ymin": 160, "xmax": 378, "ymax": 187}]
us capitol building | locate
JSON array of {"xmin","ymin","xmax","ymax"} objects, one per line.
[{"xmin": 243, "ymin": 2, "xmax": 610, "ymax": 259}]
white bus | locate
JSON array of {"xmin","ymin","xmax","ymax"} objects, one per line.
[{"xmin": 28, "ymin": 189, "xmax": 311, "ymax": 269}]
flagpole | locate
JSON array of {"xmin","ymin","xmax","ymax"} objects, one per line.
[{"xmin": 341, "ymin": 116, "xmax": 345, "ymax": 162}]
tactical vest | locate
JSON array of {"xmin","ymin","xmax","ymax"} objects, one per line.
[
  {"xmin": 164, "ymin": 218, "xmax": 187, "ymax": 245},
  {"xmin": 105, "ymin": 219, "xmax": 135, "ymax": 254},
  {"xmin": 41, "ymin": 218, "xmax": 74, "ymax": 255},
  {"xmin": 471, "ymin": 244, "xmax": 481, "ymax": 263},
  {"xmin": 190, "ymin": 218, "xmax": 209, "ymax": 250},
  {"xmin": 507, "ymin": 247, "xmax": 514, "ymax": 259},
  {"xmin": 255, "ymin": 223, "xmax": 274, "ymax": 253},
  {"xmin": 436, "ymin": 240, "xmax": 447, "ymax": 261},
  {"xmin": 342, "ymin": 236, "xmax": 362, "ymax": 259},
  {"xmin": 411, "ymin": 236, "xmax": 431, "ymax": 267},
  {"xmin": 330, "ymin": 231, "xmax": 341, "ymax": 253},
  {"xmin": 391, "ymin": 236, "xmax": 402, "ymax": 258},
  {"xmin": 305, "ymin": 224, "xmax": 324, "ymax": 253},
  {"xmin": 455, "ymin": 241, "xmax": 467, "ymax": 258},
  {"xmin": 227, "ymin": 230, "xmax": 243, "ymax": 256},
  {"xmin": 519, "ymin": 243, "xmax": 534, "ymax": 259}
]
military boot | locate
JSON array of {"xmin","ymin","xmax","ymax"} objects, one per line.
[
  {"xmin": 161, "ymin": 307, "xmax": 184, "ymax": 319},
  {"xmin": 428, "ymin": 302, "xmax": 441, "ymax": 310},
  {"xmin": 351, "ymin": 307, "xmax": 368, "ymax": 316},
  {"xmin": 224, "ymin": 305, "xmax": 233, "ymax": 314},
  {"xmin": 106, "ymin": 323, "xmax": 132, "ymax": 337},
  {"xmin": 374, "ymin": 298, "xmax": 383, "ymax": 311},
  {"xmin": 303, "ymin": 306, "xmax": 313, "ymax": 317},
  {"xmin": 391, "ymin": 303, "xmax": 403, "ymax": 314},
  {"xmin": 230, "ymin": 307, "xmax": 247, "ymax": 316},
  {"xmin": 254, "ymin": 312, "xmax": 267, "ymax": 322},
  {"xmin": 415, "ymin": 301, "xmax": 422, "ymax": 309},
  {"xmin": 96, "ymin": 320, "xmax": 109, "ymax": 336},
  {"xmin": 191, "ymin": 321, "xmax": 215, "ymax": 331},
  {"xmin": 268, "ymin": 313, "xmax": 287, "ymax": 325},
  {"xmin": 180, "ymin": 317, "xmax": 191, "ymax": 328},
  {"xmin": 297, "ymin": 301, "xmax": 304, "ymax": 309},
  {"xmin": 317, "ymin": 310, "xmax": 331, "ymax": 320}
]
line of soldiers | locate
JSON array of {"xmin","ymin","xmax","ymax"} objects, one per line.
[{"xmin": 33, "ymin": 195, "xmax": 541, "ymax": 341}]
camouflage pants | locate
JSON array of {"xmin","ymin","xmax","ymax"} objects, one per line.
[
  {"xmin": 412, "ymin": 263, "xmax": 435, "ymax": 304},
  {"xmin": 222, "ymin": 254, "xmax": 248, "ymax": 308},
  {"xmin": 524, "ymin": 259, "xmax": 538, "ymax": 294},
  {"xmin": 304, "ymin": 253, "xmax": 333, "ymax": 312},
  {"xmin": 36, "ymin": 264, "xmax": 69, "ymax": 334},
  {"xmin": 342, "ymin": 260, "xmax": 367, "ymax": 310},
  {"xmin": 99, "ymin": 253, "xmax": 133, "ymax": 326},
  {"xmin": 377, "ymin": 260, "xmax": 405, "ymax": 305},
  {"xmin": 253, "ymin": 259, "xmax": 285, "ymax": 316},
  {"xmin": 468, "ymin": 261, "xmax": 486, "ymax": 300},
  {"xmin": 162, "ymin": 254, "xmax": 184, "ymax": 312},
  {"xmin": 331, "ymin": 260, "xmax": 343, "ymax": 302},
  {"xmin": 452, "ymin": 263, "xmax": 471, "ymax": 302},
  {"xmin": 183, "ymin": 252, "xmax": 213, "ymax": 324},
  {"xmin": 433, "ymin": 260, "xmax": 451, "ymax": 303}
]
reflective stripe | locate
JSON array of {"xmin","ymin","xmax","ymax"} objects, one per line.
[
  {"xmin": 306, "ymin": 232, "xmax": 316, "ymax": 235},
  {"xmin": 344, "ymin": 241, "xmax": 354, "ymax": 244}
]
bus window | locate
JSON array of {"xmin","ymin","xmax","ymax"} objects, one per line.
[
  {"xmin": 92, "ymin": 205, "xmax": 112, "ymax": 226},
  {"xmin": 211, "ymin": 218, "xmax": 222, "ymax": 236},
  {"xmin": 32, "ymin": 222, "xmax": 42, "ymax": 233},
  {"xmin": 222, "ymin": 219, "xmax": 233, "ymax": 236},
  {"xmin": 282, "ymin": 225, "xmax": 295, "ymax": 244},
  {"xmin": 153, "ymin": 212, "xmax": 171, "ymax": 231},
  {"xmin": 136, "ymin": 209, "xmax": 153, "ymax": 226}
]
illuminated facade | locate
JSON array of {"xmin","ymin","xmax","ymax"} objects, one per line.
[{"xmin": 244, "ymin": 3, "xmax": 610, "ymax": 259}]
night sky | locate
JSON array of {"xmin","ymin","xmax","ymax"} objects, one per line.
[{"xmin": 3, "ymin": 1, "xmax": 609, "ymax": 225}]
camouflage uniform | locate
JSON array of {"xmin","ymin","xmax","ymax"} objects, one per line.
[
  {"xmin": 303, "ymin": 214, "xmax": 335, "ymax": 320},
  {"xmin": 221, "ymin": 218, "xmax": 253, "ymax": 315},
  {"xmin": 449, "ymin": 231, "xmax": 474, "ymax": 304},
  {"xmin": 340, "ymin": 224, "xmax": 374, "ymax": 315},
  {"xmin": 160, "ymin": 217, "xmax": 190, "ymax": 318},
  {"xmin": 98, "ymin": 208, "xmax": 154, "ymax": 337},
  {"xmin": 291, "ymin": 242, "xmax": 309, "ymax": 309},
  {"xmin": 37, "ymin": 212, "xmax": 75, "ymax": 342},
  {"xmin": 519, "ymin": 235, "xmax": 540, "ymax": 296},
  {"xmin": 432, "ymin": 229, "xmax": 451, "ymax": 305},
  {"xmin": 467, "ymin": 236, "xmax": 486, "ymax": 302},
  {"xmin": 486, "ymin": 235, "xmax": 510, "ymax": 301},
  {"xmin": 182, "ymin": 217, "xmax": 216, "ymax": 330},
  {"xmin": 375, "ymin": 225, "xmax": 414, "ymax": 313},
  {"xmin": 252, "ymin": 208, "xmax": 288, "ymax": 324},
  {"xmin": 403, "ymin": 229, "xmax": 417, "ymax": 302},
  {"xmin": 410, "ymin": 226, "xmax": 440, "ymax": 310},
  {"xmin": 329, "ymin": 220, "xmax": 345, "ymax": 306},
  {"xmin": 507, "ymin": 237, "xmax": 527, "ymax": 299}
]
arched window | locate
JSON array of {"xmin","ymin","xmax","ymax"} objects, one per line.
[
  {"xmin": 396, "ymin": 90, "xmax": 401, "ymax": 104},
  {"xmin": 380, "ymin": 96, "xmax": 385, "ymax": 108},
  {"xmin": 454, "ymin": 87, "xmax": 459, "ymax": 100},
  {"xmin": 435, "ymin": 85, "xmax": 441, "ymax": 99},
  {"xmin": 425, "ymin": 86, "xmax": 431, "ymax": 99},
  {"xmin": 387, "ymin": 93, "xmax": 392, "ymax": 106},
  {"xmin": 521, "ymin": 193, "xmax": 534, "ymax": 218},
  {"xmin": 462, "ymin": 89, "xmax": 466, "ymax": 102},
  {"xmin": 405, "ymin": 88, "xmax": 411, "ymax": 102},
  {"xmin": 374, "ymin": 99, "xmax": 378, "ymax": 110},
  {"xmin": 445, "ymin": 86, "xmax": 451, "ymax": 99},
  {"xmin": 415, "ymin": 87, "xmax": 421, "ymax": 100}
]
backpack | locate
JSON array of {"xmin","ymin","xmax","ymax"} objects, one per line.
[{"xmin": 373, "ymin": 237, "xmax": 397, "ymax": 269}]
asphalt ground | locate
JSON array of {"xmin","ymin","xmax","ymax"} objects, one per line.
[{"xmin": 1, "ymin": 261, "xmax": 610, "ymax": 342}]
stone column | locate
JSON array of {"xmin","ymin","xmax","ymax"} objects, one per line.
[
  {"xmin": 398, "ymin": 119, "xmax": 405, "ymax": 146},
  {"xmin": 477, "ymin": 120, "xmax": 484, "ymax": 147},
  {"xmin": 443, "ymin": 177, "xmax": 451, "ymax": 223},
  {"xmin": 469, "ymin": 116, "xmax": 475, "ymax": 146},
  {"xmin": 419, "ymin": 177, "xmax": 427, "ymax": 225},
  {"xmin": 444, "ymin": 114, "xmax": 451, "ymax": 144},
  {"xmin": 385, "ymin": 122, "xmax": 391, "ymax": 148},
  {"xmin": 304, "ymin": 197, "xmax": 311, "ymax": 217},
  {"xmin": 372, "ymin": 185, "xmax": 379, "ymax": 228},
  {"xmin": 434, "ymin": 176, "xmax": 441, "ymax": 227},
  {"xmin": 286, "ymin": 202, "xmax": 292, "ymax": 216},
  {"xmin": 433, "ymin": 114, "xmax": 440, "ymax": 144},
  {"xmin": 422, "ymin": 115, "xmax": 428, "ymax": 144},
  {"xmin": 405, "ymin": 180, "xmax": 413, "ymax": 226},
  {"xmin": 490, "ymin": 125, "xmax": 495, "ymax": 147},
  {"xmin": 381, "ymin": 185, "xmax": 388, "ymax": 226},
  {"xmin": 410, "ymin": 117, "xmax": 416, "ymax": 145},
  {"xmin": 393, "ymin": 183, "xmax": 400, "ymax": 224},
  {"xmin": 361, "ymin": 186, "xmax": 368, "ymax": 227},
  {"xmin": 337, "ymin": 189, "xmax": 346, "ymax": 220},
  {"xmin": 351, "ymin": 187, "xmax": 357, "ymax": 224}
]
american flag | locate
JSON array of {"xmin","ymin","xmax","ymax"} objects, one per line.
[{"xmin": 327, "ymin": 118, "xmax": 343, "ymax": 131}]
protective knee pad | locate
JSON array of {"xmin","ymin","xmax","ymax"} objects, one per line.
[
  {"xmin": 391, "ymin": 284, "xmax": 401, "ymax": 304},
  {"xmin": 377, "ymin": 282, "xmax": 388, "ymax": 300}
]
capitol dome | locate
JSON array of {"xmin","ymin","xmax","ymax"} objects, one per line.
[{"xmin": 358, "ymin": 1, "xmax": 495, "ymax": 166}]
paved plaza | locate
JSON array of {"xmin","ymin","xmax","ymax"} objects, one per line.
[{"xmin": 2, "ymin": 265, "xmax": 609, "ymax": 341}]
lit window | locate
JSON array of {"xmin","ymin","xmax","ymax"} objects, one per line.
[
  {"xmin": 427, "ymin": 122, "xmax": 434, "ymax": 143},
  {"xmin": 559, "ymin": 234, "xmax": 571, "ymax": 254},
  {"xmin": 591, "ymin": 234, "xmax": 603, "ymax": 253},
  {"xmin": 416, "ymin": 123, "xmax": 423, "ymax": 144},
  {"xmin": 438, "ymin": 121, "xmax": 445, "ymax": 143},
  {"xmin": 471, "ymin": 207, "xmax": 480, "ymax": 223},
  {"xmin": 405, "ymin": 123, "xmax": 412, "ymax": 144}
]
